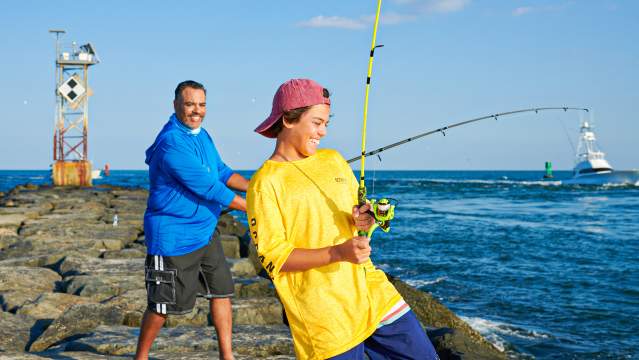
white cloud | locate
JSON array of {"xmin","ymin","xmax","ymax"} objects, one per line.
[
  {"xmin": 512, "ymin": 6, "xmax": 534, "ymax": 16},
  {"xmin": 512, "ymin": 2, "xmax": 576, "ymax": 16},
  {"xmin": 297, "ymin": 0, "xmax": 470, "ymax": 30},
  {"xmin": 392, "ymin": 0, "xmax": 419, "ymax": 4},
  {"xmin": 296, "ymin": 15, "xmax": 366, "ymax": 30},
  {"xmin": 380, "ymin": 12, "xmax": 418, "ymax": 24},
  {"xmin": 361, "ymin": 12, "xmax": 418, "ymax": 25},
  {"xmin": 423, "ymin": 0, "xmax": 471, "ymax": 13},
  {"xmin": 298, "ymin": 12, "xmax": 416, "ymax": 30}
]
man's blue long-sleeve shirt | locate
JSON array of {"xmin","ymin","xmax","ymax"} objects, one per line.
[{"xmin": 144, "ymin": 114, "xmax": 236, "ymax": 256}]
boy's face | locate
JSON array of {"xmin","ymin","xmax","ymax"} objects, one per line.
[{"xmin": 282, "ymin": 104, "xmax": 330, "ymax": 158}]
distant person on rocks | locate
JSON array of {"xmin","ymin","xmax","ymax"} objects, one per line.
[
  {"xmin": 135, "ymin": 80, "xmax": 248, "ymax": 360},
  {"xmin": 246, "ymin": 79, "xmax": 439, "ymax": 359}
]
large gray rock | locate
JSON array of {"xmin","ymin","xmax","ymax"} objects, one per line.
[
  {"xmin": 103, "ymin": 292, "xmax": 282, "ymax": 328},
  {"xmin": 235, "ymin": 278, "xmax": 276, "ymax": 298},
  {"xmin": 0, "ymin": 311, "xmax": 34, "ymax": 352},
  {"xmin": 0, "ymin": 214, "xmax": 26, "ymax": 232},
  {"xmin": 220, "ymin": 234, "xmax": 241, "ymax": 258},
  {"xmin": 228, "ymin": 258, "xmax": 258, "ymax": 278},
  {"xmin": 0, "ymin": 352, "xmax": 130, "ymax": 359},
  {"xmin": 58, "ymin": 257, "xmax": 144, "ymax": 300},
  {"xmin": 0, "ymin": 240, "xmax": 103, "ymax": 263},
  {"xmin": 0, "ymin": 231, "xmax": 19, "ymax": 250},
  {"xmin": 165, "ymin": 297, "xmax": 283, "ymax": 327},
  {"xmin": 0, "ymin": 237, "xmax": 113, "ymax": 263},
  {"xmin": 232, "ymin": 297, "xmax": 283, "ymax": 325},
  {"xmin": 101, "ymin": 247, "xmax": 146, "ymax": 259},
  {"xmin": 62, "ymin": 324, "xmax": 294, "ymax": 357},
  {"xmin": 217, "ymin": 214, "xmax": 247, "ymax": 237},
  {"xmin": 0, "ymin": 203, "xmax": 52, "ymax": 219},
  {"xmin": 64, "ymin": 274, "xmax": 142, "ymax": 301},
  {"xmin": 29, "ymin": 303, "xmax": 125, "ymax": 352},
  {"xmin": 0, "ymin": 266, "xmax": 61, "ymax": 311},
  {"xmin": 101, "ymin": 289, "xmax": 147, "ymax": 327},
  {"xmin": 427, "ymin": 327, "xmax": 504, "ymax": 360},
  {"xmin": 19, "ymin": 220, "xmax": 139, "ymax": 245},
  {"xmin": 388, "ymin": 275, "xmax": 506, "ymax": 359},
  {"xmin": 16, "ymin": 292, "xmax": 96, "ymax": 320},
  {"xmin": 58, "ymin": 255, "xmax": 144, "ymax": 276},
  {"xmin": 0, "ymin": 253, "xmax": 68, "ymax": 269},
  {"xmin": 102, "ymin": 210, "xmax": 144, "ymax": 228}
]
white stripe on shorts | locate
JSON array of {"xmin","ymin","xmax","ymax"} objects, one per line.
[
  {"xmin": 154, "ymin": 255, "xmax": 160, "ymax": 284},
  {"xmin": 154, "ymin": 255, "xmax": 161, "ymax": 313}
]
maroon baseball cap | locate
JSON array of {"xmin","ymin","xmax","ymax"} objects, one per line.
[{"xmin": 254, "ymin": 78, "xmax": 331, "ymax": 138}]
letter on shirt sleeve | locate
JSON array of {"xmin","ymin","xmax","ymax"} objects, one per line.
[
  {"xmin": 247, "ymin": 190, "xmax": 295, "ymax": 280},
  {"xmin": 161, "ymin": 139, "xmax": 236, "ymax": 206}
]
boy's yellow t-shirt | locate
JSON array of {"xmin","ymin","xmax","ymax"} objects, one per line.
[{"xmin": 247, "ymin": 149, "xmax": 402, "ymax": 359}]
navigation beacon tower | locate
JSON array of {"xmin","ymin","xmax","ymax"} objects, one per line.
[{"xmin": 49, "ymin": 29, "xmax": 99, "ymax": 186}]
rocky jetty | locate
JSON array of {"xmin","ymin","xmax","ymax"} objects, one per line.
[{"xmin": 0, "ymin": 185, "xmax": 505, "ymax": 359}]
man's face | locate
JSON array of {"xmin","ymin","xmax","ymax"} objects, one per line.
[{"xmin": 174, "ymin": 87, "xmax": 206, "ymax": 129}]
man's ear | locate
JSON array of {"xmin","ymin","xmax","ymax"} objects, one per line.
[{"xmin": 173, "ymin": 99, "xmax": 178, "ymax": 112}]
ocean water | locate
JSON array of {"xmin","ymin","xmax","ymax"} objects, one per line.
[{"xmin": 1, "ymin": 170, "xmax": 637, "ymax": 359}]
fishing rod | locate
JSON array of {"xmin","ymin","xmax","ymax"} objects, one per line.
[
  {"xmin": 347, "ymin": 107, "xmax": 589, "ymax": 164},
  {"xmin": 357, "ymin": 0, "xmax": 396, "ymax": 239},
  {"xmin": 358, "ymin": 0, "xmax": 382, "ymax": 206}
]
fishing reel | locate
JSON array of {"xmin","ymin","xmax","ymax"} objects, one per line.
[
  {"xmin": 358, "ymin": 190, "xmax": 398, "ymax": 238},
  {"xmin": 367, "ymin": 197, "xmax": 398, "ymax": 238}
]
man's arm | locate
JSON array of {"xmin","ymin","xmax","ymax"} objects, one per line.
[
  {"xmin": 226, "ymin": 173, "xmax": 249, "ymax": 192},
  {"xmin": 162, "ymin": 140, "xmax": 236, "ymax": 206},
  {"xmin": 223, "ymin": 174, "xmax": 249, "ymax": 212}
]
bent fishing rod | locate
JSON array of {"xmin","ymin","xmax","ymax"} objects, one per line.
[
  {"xmin": 356, "ymin": 0, "xmax": 394, "ymax": 239},
  {"xmin": 347, "ymin": 107, "xmax": 589, "ymax": 164}
]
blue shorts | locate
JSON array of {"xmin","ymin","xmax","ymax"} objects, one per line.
[{"xmin": 329, "ymin": 310, "xmax": 439, "ymax": 360}]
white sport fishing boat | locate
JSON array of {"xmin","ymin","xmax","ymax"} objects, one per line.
[{"xmin": 562, "ymin": 120, "xmax": 639, "ymax": 185}]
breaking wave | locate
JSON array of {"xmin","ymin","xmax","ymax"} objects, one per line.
[{"xmin": 460, "ymin": 316, "xmax": 552, "ymax": 352}]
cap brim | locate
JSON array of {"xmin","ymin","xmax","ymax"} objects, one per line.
[{"xmin": 254, "ymin": 113, "xmax": 279, "ymax": 138}]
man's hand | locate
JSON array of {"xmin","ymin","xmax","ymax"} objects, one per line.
[
  {"xmin": 352, "ymin": 203, "xmax": 375, "ymax": 232},
  {"xmin": 228, "ymin": 195, "xmax": 246, "ymax": 212},
  {"xmin": 334, "ymin": 236, "xmax": 371, "ymax": 264}
]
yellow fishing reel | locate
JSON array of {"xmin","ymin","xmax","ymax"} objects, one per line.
[{"xmin": 366, "ymin": 197, "xmax": 398, "ymax": 238}]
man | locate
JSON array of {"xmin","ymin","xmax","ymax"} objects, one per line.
[{"xmin": 135, "ymin": 80, "xmax": 248, "ymax": 360}]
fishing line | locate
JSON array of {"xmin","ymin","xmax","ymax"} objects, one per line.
[{"xmin": 559, "ymin": 116, "xmax": 576, "ymax": 156}]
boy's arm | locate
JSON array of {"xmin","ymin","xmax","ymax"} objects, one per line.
[{"xmin": 280, "ymin": 236, "xmax": 371, "ymax": 272}]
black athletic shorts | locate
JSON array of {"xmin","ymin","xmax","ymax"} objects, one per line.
[{"xmin": 144, "ymin": 230, "xmax": 234, "ymax": 315}]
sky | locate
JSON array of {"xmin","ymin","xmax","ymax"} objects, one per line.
[{"xmin": 1, "ymin": 0, "xmax": 637, "ymax": 170}]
